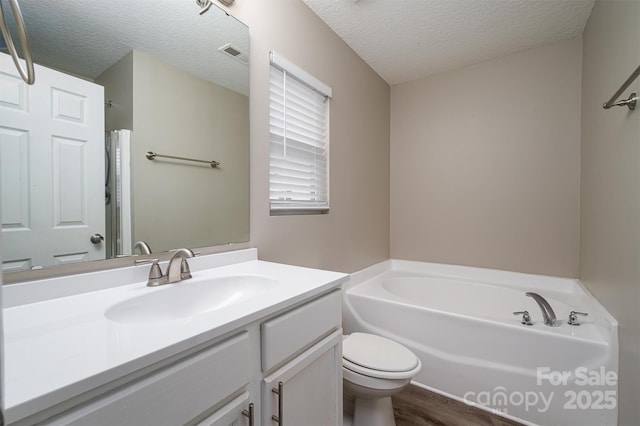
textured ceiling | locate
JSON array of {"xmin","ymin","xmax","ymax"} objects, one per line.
[
  {"xmin": 303, "ymin": 0, "xmax": 595, "ymax": 85},
  {"xmin": 11, "ymin": 0, "xmax": 249, "ymax": 95}
]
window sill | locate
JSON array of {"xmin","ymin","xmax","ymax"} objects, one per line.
[{"xmin": 270, "ymin": 207, "xmax": 329, "ymax": 216}]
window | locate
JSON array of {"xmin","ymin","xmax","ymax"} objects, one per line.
[{"xmin": 269, "ymin": 51, "xmax": 332, "ymax": 214}]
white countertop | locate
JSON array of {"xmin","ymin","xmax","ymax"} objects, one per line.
[{"xmin": 3, "ymin": 251, "xmax": 348, "ymax": 423}]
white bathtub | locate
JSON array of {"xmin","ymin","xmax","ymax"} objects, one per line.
[{"xmin": 343, "ymin": 260, "xmax": 618, "ymax": 426}]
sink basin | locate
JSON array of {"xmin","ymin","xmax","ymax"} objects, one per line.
[{"xmin": 105, "ymin": 275, "xmax": 278, "ymax": 324}]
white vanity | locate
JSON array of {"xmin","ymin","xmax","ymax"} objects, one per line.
[{"xmin": 3, "ymin": 249, "xmax": 348, "ymax": 426}]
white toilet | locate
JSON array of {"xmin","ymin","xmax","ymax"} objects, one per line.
[{"xmin": 342, "ymin": 332, "xmax": 422, "ymax": 426}]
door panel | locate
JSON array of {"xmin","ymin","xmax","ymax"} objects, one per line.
[
  {"xmin": 0, "ymin": 127, "xmax": 30, "ymax": 230},
  {"xmin": 52, "ymin": 136, "xmax": 87, "ymax": 226}
]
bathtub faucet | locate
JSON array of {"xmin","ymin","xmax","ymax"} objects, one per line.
[{"xmin": 525, "ymin": 292, "xmax": 559, "ymax": 327}]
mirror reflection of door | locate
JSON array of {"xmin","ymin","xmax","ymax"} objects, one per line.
[{"xmin": 0, "ymin": 54, "xmax": 106, "ymax": 271}]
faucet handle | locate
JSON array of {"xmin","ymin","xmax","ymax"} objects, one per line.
[
  {"xmin": 180, "ymin": 258, "xmax": 193, "ymax": 280},
  {"xmin": 568, "ymin": 311, "xmax": 588, "ymax": 326},
  {"xmin": 148, "ymin": 261, "xmax": 163, "ymax": 279},
  {"xmin": 147, "ymin": 260, "xmax": 165, "ymax": 287},
  {"xmin": 513, "ymin": 311, "xmax": 533, "ymax": 326},
  {"xmin": 134, "ymin": 258, "xmax": 159, "ymax": 266},
  {"xmin": 135, "ymin": 259, "xmax": 165, "ymax": 286}
]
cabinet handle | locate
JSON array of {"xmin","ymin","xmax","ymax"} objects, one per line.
[
  {"xmin": 271, "ymin": 381, "xmax": 283, "ymax": 424},
  {"xmin": 242, "ymin": 402, "xmax": 254, "ymax": 426}
]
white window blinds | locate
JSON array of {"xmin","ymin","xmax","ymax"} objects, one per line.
[{"xmin": 269, "ymin": 51, "xmax": 332, "ymax": 213}]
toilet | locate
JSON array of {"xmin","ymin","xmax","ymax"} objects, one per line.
[{"xmin": 342, "ymin": 333, "xmax": 422, "ymax": 426}]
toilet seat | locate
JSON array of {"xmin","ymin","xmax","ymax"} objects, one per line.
[{"xmin": 343, "ymin": 333, "xmax": 421, "ymax": 380}]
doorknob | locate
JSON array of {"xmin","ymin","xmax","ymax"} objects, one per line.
[{"xmin": 90, "ymin": 233, "xmax": 104, "ymax": 244}]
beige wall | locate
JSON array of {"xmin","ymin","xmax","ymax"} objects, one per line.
[
  {"xmin": 389, "ymin": 38, "xmax": 582, "ymax": 277},
  {"xmin": 224, "ymin": 0, "xmax": 391, "ymax": 273},
  {"xmin": 580, "ymin": 1, "xmax": 640, "ymax": 425},
  {"xmin": 96, "ymin": 52, "xmax": 134, "ymax": 132},
  {"xmin": 131, "ymin": 51, "xmax": 250, "ymax": 252}
]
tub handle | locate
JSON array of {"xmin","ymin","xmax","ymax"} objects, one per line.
[
  {"xmin": 513, "ymin": 311, "xmax": 533, "ymax": 326},
  {"xmin": 568, "ymin": 311, "xmax": 588, "ymax": 326}
]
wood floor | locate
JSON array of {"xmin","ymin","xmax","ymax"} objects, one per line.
[{"xmin": 392, "ymin": 385, "xmax": 524, "ymax": 426}]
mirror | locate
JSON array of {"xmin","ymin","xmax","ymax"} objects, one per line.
[{"xmin": 0, "ymin": 0, "xmax": 249, "ymax": 278}]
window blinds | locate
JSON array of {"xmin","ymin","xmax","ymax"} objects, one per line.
[{"xmin": 269, "ymin": 51, "xmax": 332, "ymax": 213}]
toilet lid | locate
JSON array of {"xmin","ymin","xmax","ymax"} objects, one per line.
[{"xmin": 343, "ymin": 333, "xmax": 419, "ymax": 372}]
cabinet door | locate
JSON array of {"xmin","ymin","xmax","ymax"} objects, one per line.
[{"xmin": 263, "ymin": 330, "xmax": 343, "ymax": 426}]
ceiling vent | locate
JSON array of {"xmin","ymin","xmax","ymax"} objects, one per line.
[{"xmin": 218, "ymin": 43, "xmax": 248, "ymax": 65}]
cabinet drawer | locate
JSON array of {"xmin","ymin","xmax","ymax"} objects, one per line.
[
  {"xmin": 261, "ymin": 290, "xmax": 341, "ymax": 371},
  {"xmin": 47, "ymin": 332, "xmax": 250, "ymax": 426}
]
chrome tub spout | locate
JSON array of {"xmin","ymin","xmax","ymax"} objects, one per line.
[{"xmin": 526, "ymin": 292, "xmax": 559, "ymax": 327}]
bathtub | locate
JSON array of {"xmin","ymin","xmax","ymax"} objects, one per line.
[{"xmin": 343, "ymin": 260, "xmax": 618, "ymax": 426}]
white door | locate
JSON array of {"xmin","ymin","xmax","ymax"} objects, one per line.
[{"xmin": 0, "ymin": 53, "xmax": 105, "ymax": 271}]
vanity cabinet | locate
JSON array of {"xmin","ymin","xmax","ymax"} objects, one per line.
[{"xmin": 16, "ymin": 289, "xmax": 343, "ymax": 426}]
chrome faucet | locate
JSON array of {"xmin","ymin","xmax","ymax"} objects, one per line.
[
  {"xmin": 137, "ymin": 248, "xmax": 196, "ymax": 287},
  {"xmin": 526, "ymin": 292, "xmax": 559, "ymax": 327},
  {"xmin": 133, "ymin": 240, "xmax": 152, "ymax": 255},
  {"xmin": 165, "ymin": 248, "xmax": 196, "ymax": 284}
]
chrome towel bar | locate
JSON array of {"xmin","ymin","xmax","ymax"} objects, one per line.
[
  {"xmin": 146, "ymin": 151, "xmax": 220, "ymax": 168},
  {"xmin": 603, "ymin": 64, "xmax": 639, "ymax": 111}
]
